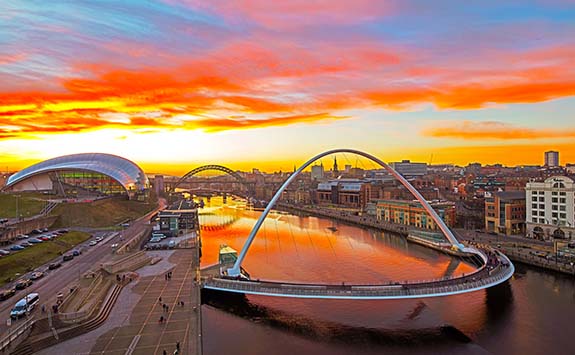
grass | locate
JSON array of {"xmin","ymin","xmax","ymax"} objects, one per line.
[
  {"xmin": 0, "ymin": 231, "xmax": 90, "ymax": 286},
  {"xmin": 50, "ymin": 197, "xmax": 156, "ymax": 228},
  {"xmin": 0, "ymin": 192, "xmax": 48, "ymax": 218}
]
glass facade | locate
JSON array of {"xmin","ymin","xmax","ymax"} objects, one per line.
[{"xmin": 57, "ymin": 170, "xmax": 126, "ymax": 196}]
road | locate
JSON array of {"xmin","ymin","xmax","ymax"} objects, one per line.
[{"xmin": 0, "ymin": 198, "xmax": 165, "ymax": 338}]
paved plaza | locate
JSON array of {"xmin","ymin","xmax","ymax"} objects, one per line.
[{"xmin": 38, "ymin": 248, "xmax": 201, "ymax": 355}]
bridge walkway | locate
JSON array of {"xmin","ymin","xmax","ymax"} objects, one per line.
[{"xmin": 201, "ymin": 250, "xmax": 513, "ymax": 300}]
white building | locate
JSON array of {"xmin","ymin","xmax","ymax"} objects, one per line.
[
  {"xmin": 544, "ymin": 150, "xmax": 559, "ymax": 167},
  {"xmin": 526, "ymin": 176, "xmax": 575, "ymax": 240}
]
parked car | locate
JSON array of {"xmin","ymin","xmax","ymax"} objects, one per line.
[
  {"xmin": 0, "ymin": 288, "xmax": 16, "ymax": 301},
  {"xmin": 31, "ymin": 229, "xmax": 42, "ymax": 235},
  {"xmin": 28, "ymin": 238, "xmax": 43, "ymax": 244},
  {"xmin": 30, "ymin": 271, "xmax": 44, "ymax": 280},
  {"xmin": 16, "ymin": 234, "xmax": 27, "ymax": 240},
  {"xmin": 89, "ymin": 240, "xmax": 98, "ymax": 247},
  {"xmin": 0, "ymin": 250, "xmax": 10, "ymax": 256},
  {"xmin": 62, "ymin": 254, "xmax": 74, "ymax": 262},
  {"xmin": 9, "ymin": 245, "xmax": 25, "ymax": 251},
  {"xmin": 20, "ymin": 242, "xmax": 32, "ymax": 248},
  {"xmin": 58, "ymin": 229, "xmax": 69, "ymax": 234},
  {"xmin": 14, "ymin": 279, "xmax": 32, "ymax": 290},
  {"xmin": 72, "ymin": 250, "xmax": 81, "ymax": 256},
  {"xmin": 39, "ymin": 236, "xmax": 51, "ymax": 241},
  {"xmin": 48, "ymin": 262, "xmax": 62, "ymax": 270},
  {"xmin": 168, "ymin": 240, "xmax": 176, "ymax": 249},
  {"xmin": 150, "ymin": 237, "xmax": 162, "ymax": 243},
  {"xmin": 95, "ymin": 236, "xmax": 104, "ymax": 242},
  {"xmin": 42, "ymin": 228, "xmax": 49, "ymax": 232}
]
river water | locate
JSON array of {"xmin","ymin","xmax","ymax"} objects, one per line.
[{"xmin": 198, "ymin": 197, "xmax": 575, "ymax": 355}]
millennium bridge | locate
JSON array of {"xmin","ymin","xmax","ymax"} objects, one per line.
[{"xmin": 201, "ymin": 149, "xmax": 514, "ymax": 300}]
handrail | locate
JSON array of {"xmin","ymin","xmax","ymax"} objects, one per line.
[{"xmin": 0, "ymin": 316, "xmax": 35, "ymax": 351}]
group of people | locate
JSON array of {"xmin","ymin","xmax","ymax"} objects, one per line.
[
  {"xmin": 164, "ymin": 271, "xmax": 173, "ymax": 281},
  {"xmin": 162, "ymin": 341, "xmax": 180, "ymax": 355}
]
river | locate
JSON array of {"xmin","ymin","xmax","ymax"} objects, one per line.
[{"xmin": 198, "ymin": 197, "xmax": 575, "ymax": 355}]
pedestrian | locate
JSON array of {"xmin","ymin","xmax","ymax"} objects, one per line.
[
  {"xmin": 159, "ymin": 297, "xmax": 162, "ymax": 303},
  {"xmin": 176, "ymin": 341, "xmax": 180, "ymax": 351},
  {"xmin": 166, "ymin": 305, "xmax": 169, "ymax": 312},
  {"xmin": 159, "ymin": 315, "xmax": 164, "ymax": 323},
  {"xmin": 163, "ymin": 350, "xmax": 167, "ymax": 355},
  {"xmin": 41, "ymin": 304, "xmax": 46, "ymax": 313}
]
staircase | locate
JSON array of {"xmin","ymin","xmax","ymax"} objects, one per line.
[
  {"xmin": 10, "ymin": 284, "xmax": 123, "ymax": 355},
  {"xmin": 39, "ymin": 202, "xmax": 58, "ymax": 216}
]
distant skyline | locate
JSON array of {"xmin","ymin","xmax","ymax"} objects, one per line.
[{"xmin": 1, "ymin": 1, "xmax": 574, "ymax": 173}]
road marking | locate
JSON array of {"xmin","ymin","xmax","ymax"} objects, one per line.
[{"xmin": 124, "ymin": 334, "xmax": 141, "ymax": 355}]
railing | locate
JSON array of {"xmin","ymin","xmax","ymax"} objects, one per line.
[
  {"xmin": 0, "ymin": 316, "xmax": 35, "ymax": 352},
  {"xmin": 203, "ymin": 252, "xmax": 514, "ymax": 299}
]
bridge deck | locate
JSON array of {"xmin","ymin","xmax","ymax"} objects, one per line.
[{"xmin": 201, "ymin": 250, "xmax": 514, "ymax": 300}]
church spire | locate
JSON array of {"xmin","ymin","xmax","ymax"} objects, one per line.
[{"xmin": 333, "ymin": 156, "xmax": 338, "ymax": 173}]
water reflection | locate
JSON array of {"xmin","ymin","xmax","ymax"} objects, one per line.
[{"xmin": 197, "ymin": 197, "xmax": 574, "ymax": 355}]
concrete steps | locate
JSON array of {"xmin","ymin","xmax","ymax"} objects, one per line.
[{"xmin": 10, "ymin": 284, "xmax": 123, "ymax": 355}]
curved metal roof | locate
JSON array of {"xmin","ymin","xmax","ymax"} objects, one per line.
[{"xmin": 6, "ymin": 153, "xmax": 149, "ymax": 192}]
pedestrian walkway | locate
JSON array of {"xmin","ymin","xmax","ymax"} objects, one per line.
[{"xmin": 38, "ymin": 249, "xmax": 201, "ymax": 355}]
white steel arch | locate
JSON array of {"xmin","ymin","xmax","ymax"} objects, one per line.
[{"xmin": 227, "ymin": 149, "xmax": 465, "ymax": 277}]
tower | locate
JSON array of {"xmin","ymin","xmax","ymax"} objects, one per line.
[{"xmin": 333, "ymin": 157, "xmax": 338, "ymax": 174}]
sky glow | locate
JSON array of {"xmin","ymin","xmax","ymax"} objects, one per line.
[{"xmin": 1, "ymin": 1, "xmax": 574, "ymax": 173}]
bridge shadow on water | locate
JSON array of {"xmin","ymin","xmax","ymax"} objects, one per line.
[{"xmin": 202, "ymin": 289, "xmax": 474, "ymax": 349}]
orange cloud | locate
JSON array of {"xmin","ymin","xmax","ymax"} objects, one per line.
[
  {"xmin": 1, "ymin": 38, "xmax": 575, "ymax": 141},
  {"xmin": 422, "ymin": 120, "xmax": 575, "ymax": 140}
]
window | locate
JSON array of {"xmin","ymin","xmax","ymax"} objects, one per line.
[
  {"xmin": 539, "ymin": 218, "xmax": 545, "ymax": 223},
  {"xmin": 552, "ymin": 197, "xmax": 558, "ymax": 203},
  {"xmin": 539, "ymin": 197, "xmax": 545, "ymax": 202},
  {"xmin": 552, "ymin": 205, "xmax": 558, "ymax": 210},
  {"xmin": 560, "ymin": 205, "xmax": 566, "ymax": 211},
  {"xmin": 532, "ymin": 217, "xmax": 538, "ymax": 223},
  {"xmin": 560, "ymin": 191, "xmax": 566, "ymax": 196},
  {"xmin": 532, "ymin": 196, "xmax": 537, "ymax": 202},
  {"xmin": 560, "ymin": 213, "xmax": 566, "ymax": 219},
  {"xmin": 552, "ymin": 212, "xmax": 558, "ymax": 218},
  {"xmin": 560, "ymin": 198, "xmax": 566, "ymax": 204},
  {"xmin": 552, "ymin": 191, "xmax": 558, "ymax": 196},
  {"xmin": 539, "ymin": 204, "xmax": 545, "ymax": 209}
]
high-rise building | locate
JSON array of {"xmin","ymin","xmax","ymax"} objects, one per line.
[
  {"xmin": 311, "ymin": 163, "xmax": 324, "ymax": 180},
  {"xmin": 545, "ymin": 151, "xmax": 559, "ymax": 167},
  {"xmin": 525, "ymin": 176, "xmax": 574, "ymax": 240}
]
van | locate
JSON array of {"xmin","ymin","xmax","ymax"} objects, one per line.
[{"xmin": 10, "ymin": 293, "xmax": 39, "ymax": 319}]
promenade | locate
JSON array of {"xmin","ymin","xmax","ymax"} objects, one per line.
[{"xmin": 35, "ymin": 248, "xmax": 201, "ymax": 355}]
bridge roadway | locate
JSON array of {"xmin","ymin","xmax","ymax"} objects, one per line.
[{"xmin": 201, "ymin": 248, "xmax": 514, "ymax": 300}]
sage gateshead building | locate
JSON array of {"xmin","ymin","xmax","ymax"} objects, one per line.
[{"xmin": 3, "ymin": 153, "xmax": 149, "ymax": 200}]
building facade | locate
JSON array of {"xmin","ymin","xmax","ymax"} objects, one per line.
[
  {"xmin": 545, "ymin": 151, "xmax": 559, "ymax": 167},
  {"xmin": 316, "ymin": 180, "xmax": 371, "ymax": 209},
  {"xmin": 526, "ymin": 176, "xmax": 575, "ymax": 240},
  {"xmin": 374, "ymin": 199, "xmax": 456, "ymax": 230},
  {"xmin": 389, "ymin": 160, "xmax": 427, "ymax": 177},
  {"xmin": 484, "ymin": 191, "xmax": 526, "ymax": 236}
]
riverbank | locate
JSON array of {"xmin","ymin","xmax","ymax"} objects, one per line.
[{"xmin": 275, "ymin": 203, "xmax": 575, "ymax": 276}]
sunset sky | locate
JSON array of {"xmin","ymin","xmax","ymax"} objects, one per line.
[{"xmin": 1, "ymin": 1, "xmax": 574, "ymax": 174}]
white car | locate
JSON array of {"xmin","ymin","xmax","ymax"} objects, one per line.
[{"xmin": 89, "ymin": 241, "xmax": 98, "ymax": 246}]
